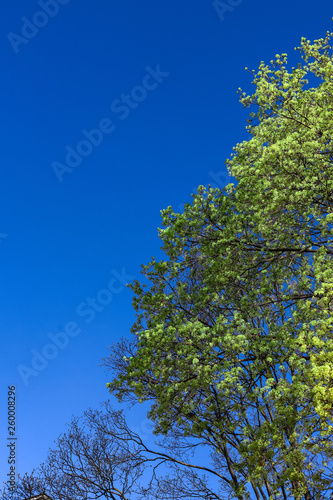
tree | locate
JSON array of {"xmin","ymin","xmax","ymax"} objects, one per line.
[
  {"xmin": 104, "ymin": 31, "xmax": 333, "ymax": 499},
  {"xmin": 4, "ymin": 30, "xmax": 333, "ymax": 500},
  {"xmin": 1, "ymin": 401, "xmax": 229, "ymax": 500}
]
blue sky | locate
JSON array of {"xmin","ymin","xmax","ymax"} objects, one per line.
[{"xmin": 0, "ymin": 0, "xmax": 333, "ymax": 492}]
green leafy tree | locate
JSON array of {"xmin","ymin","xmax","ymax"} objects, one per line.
[{"xmin": 105, "ymin": 30, "xmax": 333, "ymax": 499}]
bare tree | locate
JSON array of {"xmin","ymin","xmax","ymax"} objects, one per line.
[{"xmin": 1, "ymin": 401, "xmax": 232, "ymax": 500}]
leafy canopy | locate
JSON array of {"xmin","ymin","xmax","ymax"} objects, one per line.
[{"xmin": 106, "ymin": 30, "xmax": 333, "ymax": 499}]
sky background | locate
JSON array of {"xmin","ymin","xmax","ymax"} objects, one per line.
[{"xmin": 1, "ymin": 0, "xmax": 333, "ymax": 494}]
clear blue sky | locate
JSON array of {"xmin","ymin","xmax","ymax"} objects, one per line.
[{"xmin": 0, "ymin": 0, "xmax": 332, "ymax": 492}]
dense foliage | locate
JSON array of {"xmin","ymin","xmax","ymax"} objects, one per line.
[{"xmin": 106, "ymin": 32, "xmax": 333, "ymax": 499}]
